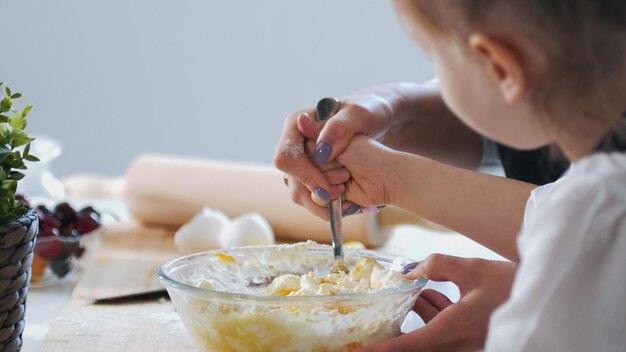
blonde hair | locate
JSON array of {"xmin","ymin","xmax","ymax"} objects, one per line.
[{"xmin": 396, "ymin": 0, "xmax": 626, "ymax": 146}]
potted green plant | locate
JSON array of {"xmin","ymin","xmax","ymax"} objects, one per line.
[{"xmin": 0, "ymin": 82, "xmax": 39, "ymax": 352}]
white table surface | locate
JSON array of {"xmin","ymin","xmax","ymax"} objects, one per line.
[{"xmin": 22, "ymin": 199, "xmax": 504, "ymax": 351}]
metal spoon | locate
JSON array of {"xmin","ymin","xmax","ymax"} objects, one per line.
[{"xmin": 315, "ymin": 97, "xmax": 347, "ymax": 272}]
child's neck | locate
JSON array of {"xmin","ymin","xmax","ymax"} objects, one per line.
[{"xmin": 554, "ymin": 117, "xmax": 614, "ymax": 162}]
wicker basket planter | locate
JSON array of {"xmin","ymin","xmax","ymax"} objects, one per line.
[{"xmin": 0, "ymin": 209, "xmax": 38, "ymax": 352}]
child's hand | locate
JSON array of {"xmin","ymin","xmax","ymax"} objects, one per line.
[
  {"xmin": 336, "ymin": 135, "xmax": 397, "ymax": 209},
  {"xmin": 358, "ymin": 255, "xmax": 516, "ymax": 352}
]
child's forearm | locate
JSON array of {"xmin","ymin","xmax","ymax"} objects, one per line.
[{"xmin": 387, "ymin": 151, "xmax": 535, "ymax": 261}]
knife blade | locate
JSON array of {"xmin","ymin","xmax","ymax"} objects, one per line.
[{"xmin": 92, "ymin": 289, "xmax": 169, "ymax": 304}]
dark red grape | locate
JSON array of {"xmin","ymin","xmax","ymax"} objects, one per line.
[
  {"xmin": 35, "ymin": 239, "xmax": 62, "ymax": 261},
  {"xmin": 39, "ymin": 216, "xmax": 62, "ymax": 232},
  {"xmin": 39, "ymin": 226, "xmax": 60, "ymax": 238},
  {"xmin": 79, "ymin": 206, "xmax": 100, "ymax": 216},
  {"xmin": 76, "ymin": 212, "xmax": 101, "ymax": 235},
  {"xmin": 36, "ymin": 205, "xmax": 52, "ymax": 218},
  {"xmin": 54, "ymin": 202, "xmax": 77, "ymax": 227}
]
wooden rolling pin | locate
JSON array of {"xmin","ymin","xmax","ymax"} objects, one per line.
[{"xmin": 125, "ymin": 155, "xmax": 446, "ymax": 247}]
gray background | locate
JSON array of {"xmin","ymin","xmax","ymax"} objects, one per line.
[{"xmin": 0, "ymin": 0, "xmax": 433, "ymax": 177}]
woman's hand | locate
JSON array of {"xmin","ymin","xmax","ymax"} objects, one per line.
[{"xmin": 359, "ymin": 255, "xmax": 517, "ymax": 352}]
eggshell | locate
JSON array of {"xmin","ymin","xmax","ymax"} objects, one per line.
[
  {"xmin": 174, "ymin": 208, "xmax": 230, "ymax": 255},
  {"xmin": 219, "ymin": 213, "xmax": 275, "ymax": 248}
]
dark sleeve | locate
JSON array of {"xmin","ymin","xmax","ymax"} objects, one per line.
[{"xmin": 496, "ymin": 145, "xmax": 569, "ymax": 186}]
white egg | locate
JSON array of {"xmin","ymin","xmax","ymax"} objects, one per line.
[
  {"xmin": 174, "ymin": 208, "xmax": 230, "ymax": 255},
  {"xmin": 219, "ymin": 213, "xmax": 275, "ymax": 249}
]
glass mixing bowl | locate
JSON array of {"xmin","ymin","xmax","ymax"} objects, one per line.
[{"xmin": 159, "ymin": 243, "xmax": 427, "ymax": 352}]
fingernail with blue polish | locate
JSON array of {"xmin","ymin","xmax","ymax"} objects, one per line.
[
  {"xmin": 401, "ymin": 262, "xmax": 419, "ymax": 275},
  {"xmin": 313, "ymin": 142, "xmax": 332, "ymax": 163},
  {"xmin": 315, "ymin": 188, "xmax": 330, "ymax": 203},
  {"xmin": 344, "ymin": 204, "xmax": 361, "ymax": 216}
]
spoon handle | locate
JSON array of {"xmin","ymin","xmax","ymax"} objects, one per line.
[
  {"xmin": 315, "ymin": 97, "xmax": 344, "ymax": 261},
  {"xmin": 329, "ymin": 197, "xmax": 344, "ymax": 259}
]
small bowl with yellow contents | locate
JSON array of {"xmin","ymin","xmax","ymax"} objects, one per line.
[{"xmin": 158, "ymin": 241, "xmax": 427, "ymax": 352}]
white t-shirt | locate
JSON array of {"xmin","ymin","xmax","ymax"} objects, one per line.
[{"xmin": 485, "ymin": 152, "xmax": 626, "ymax": 352}]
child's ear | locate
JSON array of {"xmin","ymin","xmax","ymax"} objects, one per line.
[{"xmin": 469, "ymin": 34, "xmax": 526, "ymax": 104}]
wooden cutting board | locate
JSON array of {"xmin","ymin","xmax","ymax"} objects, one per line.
[
  {"xmin": 40, "ymin": 300, "xmax": 195, "ymax": 351},
  {"xmin": 71, "ymin": 221, "xmax": 177, "ymax": 300},
  {"xmin": 40, "ymin": 221, "xmax": 197, "ymax": 351}
]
